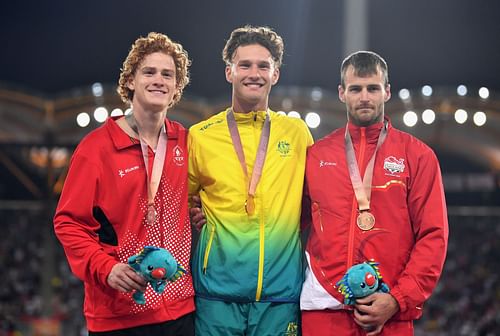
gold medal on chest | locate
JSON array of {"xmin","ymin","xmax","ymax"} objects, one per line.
[{"xmin": 245, "ymin": 196, "xmax": 255, "ymax": 216}]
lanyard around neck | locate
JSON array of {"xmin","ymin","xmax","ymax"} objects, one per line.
[
  {"xmin": 127, "ymin": 114, "xmax": 167, "ymax": 211},
  {"xmin": 226, "ymin": 109, "xmax": 271, "ymax": 215},
  {"xmin": 344, "ymin": 121, "xmax": 387, "ymax": 212}
]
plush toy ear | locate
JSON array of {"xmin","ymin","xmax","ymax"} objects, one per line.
[
  {"xmin": 168, "ymin": 263, "xmax": 187, "ymax": 282},
  {"xmin": 336, "ymin": 273, "xmax": 354, "ymax": 305},
  {"xmin": 128, "ymin": 255, "xmax": 137, "ymax": 264},
  {"xmin": 143, "ymin": 246, "xmax": 160, "ymax": 255}
]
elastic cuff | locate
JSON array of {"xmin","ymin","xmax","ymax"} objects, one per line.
[{"xmin": 389, "ymin": 287, "xmax": 407, "ymax": 313}]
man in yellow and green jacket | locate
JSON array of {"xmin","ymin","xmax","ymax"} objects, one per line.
[{"xmin": 188, "ymin": 26, "xmax": 313, "ymax": 336}]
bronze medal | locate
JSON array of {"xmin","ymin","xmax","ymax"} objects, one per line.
[
  {"xmin": 146, "ymin": 204, "xmax": 156, "ymax": 225},
  {"xmin": 357, "ymin": 211, "xmax": 375, "ymax": 231},
  {"xmin": 245, "ymin": 196, "xmax": 255, "ymax": 216}
]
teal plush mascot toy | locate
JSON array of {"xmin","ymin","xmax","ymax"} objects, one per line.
[
  {"xmin": 128, "ymin": 246, "xmax": 186, "ymax": 305},
  {"xmin": 336, "ymin": 260, "xmax": 390, "ymax": 305}
]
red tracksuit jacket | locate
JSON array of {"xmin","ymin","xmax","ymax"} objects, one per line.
[
  {"xmin": 303, "ymin": 118, "xmax": 448, "ymax": 322},
  {"xmin": 54, "ymin": 117, "xmax": 194, "ymax": 331}
]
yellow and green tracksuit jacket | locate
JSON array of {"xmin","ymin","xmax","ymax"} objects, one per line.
[{"xmin": 188, "ymin": 109, "xmax": 313, "ymax": 303}]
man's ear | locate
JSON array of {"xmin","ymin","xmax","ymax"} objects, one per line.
[
  {"xmin": 384, "ymin": 84, "xmax": 391, "ymax": 102},
  {"xmin": 127, "ymin": 78, "xmax": 135, "ymax": 91},
  {"xmin": 338, "ymin": 84, "xmax": 346, "ymax": 103},
  {"xmin": 271, "ymin": 68, "xmax": 280, "ymax": 85},
  {"xmin": 225, "ymin": 65, "xmax": 233, "ymax": 83}
]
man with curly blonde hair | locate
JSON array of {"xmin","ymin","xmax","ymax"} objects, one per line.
[{"xmin": 54, "ymin": 32, "xmax": 195, "ymax": 335}]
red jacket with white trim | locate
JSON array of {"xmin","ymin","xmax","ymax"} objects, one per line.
[
  {"xmin": 303, "ymin": 118, "xmax": 448, "ymax": 321},
  {"xmin": 54, "ymin": 117, "xmax": 194, "ymax": 331}
]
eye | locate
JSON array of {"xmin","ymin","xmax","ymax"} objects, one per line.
[
  {"xmin": 162, "ymin": 71, "xmax": 174, "ymax": 78},
  {"xmin": 147, "ymin": 265, "xmax": 154, "ymax": 271},
  {"xmin": 360, "ymin": 283, "xmax": 366, "ymax": 288}
]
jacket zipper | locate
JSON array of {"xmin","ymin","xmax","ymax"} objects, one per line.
[
  {"xmin": 255, "ymin": 113, "xmax": 265, "ymax": 301},
  {"xmin": 202, "ymin": 225, "xmax": 215, "ymax": 274},
  {"xmin": 347, "ymin": 127, "xmax": 366, "ymax": 268},
  {"xmin": 255, "ymin": 208, "xmax": 265, "ymax": 301}
]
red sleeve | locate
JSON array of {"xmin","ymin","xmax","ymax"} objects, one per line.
[
  {"xmin": 54, "ymin": 150, "xmax": 118, "ymax": 288},
  {"xmin": 391, "ymin": 147, "xmax": 449, "ymax": 320}
]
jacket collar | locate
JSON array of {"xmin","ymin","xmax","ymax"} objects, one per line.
[
  {"xmin": 229, "ymin": 109, "xmax": 269, "ymax": 123},
  {"xmin": 107, "ymin": 116, "xmax": 178, "ymax": 151},
  {"xmin": 347, "ymin": 116, "xmax": 392, "ymax": 145}
]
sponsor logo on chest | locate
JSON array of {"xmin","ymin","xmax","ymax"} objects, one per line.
[
  {"xmin": 319, "ymin": 160, "xmax": 337, "ymax": 167},
  {"xmin": 118, "ymin": 165, "xmax": 140, "ymax": 178}
]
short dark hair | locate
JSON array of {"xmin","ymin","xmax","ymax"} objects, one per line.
[
  {"xmin": 222, "ymin": 25, "xmax": 284, "ymax": 68},
  {"xmin": 340, "ymin": 51, "xmax": 388, "ymax": 88}
]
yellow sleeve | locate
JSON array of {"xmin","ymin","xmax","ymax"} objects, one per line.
[{"xmin": 187, "ymin": 130, "xmax": 201, "ymax": 199}]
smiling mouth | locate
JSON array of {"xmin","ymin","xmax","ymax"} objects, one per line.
[
  {"xmin": 244, "ymin": 83, "xmax": 264, "ymax": 88},
  {"xmin": 148, "ymin": 90, "xmax": 167, "ymax": 95}
]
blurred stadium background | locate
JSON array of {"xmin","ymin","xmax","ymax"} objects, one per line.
[{"xmin": 1, "ymin": 1, "xmax": 499, "ymax": 335}]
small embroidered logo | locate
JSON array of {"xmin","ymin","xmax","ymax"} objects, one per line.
[
  {"xmin": 118, "ymin": 165, "xmax": 139, "ymax": 178},
  {"xmin": 277, "ymin": 140, "xmax": 291, "ymax": 156},
  {"xmin": 285, "ymin": 322, "xmax": 298, "ymax": 336},
  {"xmin": 383, "ymin": 156, "xmax": 405, "ymax": 175},
  {"xmin": 319, "ymin": 160, "xmax": 337, "ymax": 167},
  {"xmin": 199, "ymin": 119, "xmax": 223, "ymax": 131},
  {"xmin": 173, "ymin": 145, "xmax": 185, "ymax": 166}
]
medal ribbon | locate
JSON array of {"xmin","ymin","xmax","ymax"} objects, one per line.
[
  {"xmin": 345, "ymin": 121, "xmax": 387, "ymax": 212},
  {"xmin": 227, "ymin": 109, "xmax": 270, "ymax": 214},
  {"xmin": 128, "ymin": 115, "xmax": 167, "ymax": 216}
]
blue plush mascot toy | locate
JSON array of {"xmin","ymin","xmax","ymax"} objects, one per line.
[
  {"xmin": 128, "ymin": 246, "xmax": 186, "ymax": 305},
  {"xmin": 336, "ymin": 260, "xmax": 390, "ymax": 305}
]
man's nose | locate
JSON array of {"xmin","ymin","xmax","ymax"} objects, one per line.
[
  {"xmin": 152, "ymin": 73, "xmax": 166, "ymax": 84},
  {"xmin": 360, "ymin": 88, "xmax": 369, "ymax": 100},
  {"xmin": 248, "ymin": 65, "xmax": 261, "ymax": 78}
]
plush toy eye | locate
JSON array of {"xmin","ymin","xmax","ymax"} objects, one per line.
[
  {"xmin": 360, "ymin": 283, "xmax": 366, "ymax": 288},
  {"xmin": 148, "ymin": 265, "xmax": 154, "ymax": 271}
]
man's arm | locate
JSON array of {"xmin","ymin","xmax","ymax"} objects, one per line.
[
  {"xmin": 187, "ymin": 131, "xmax": 205, "ymax": 230},
  {"xmin": 54, "ymin": 153, "xmax": 119, "ymax": 287},
  {"xmin": 389, "ymin": 148, "xmax": 449, "ymax": 320}
]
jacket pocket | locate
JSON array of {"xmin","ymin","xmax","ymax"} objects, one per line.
[{"xmin": 202, "ymin": 224, "xmax": 216, "ymax": 274}]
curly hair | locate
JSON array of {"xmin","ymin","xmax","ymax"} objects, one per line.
[
  {"xmin": 222, "ymin": 25, "xmax": 284, "ymax": 68},
  {"xmin": 117, "ymin": 32, "xmax": 191, "ymax": 106}
]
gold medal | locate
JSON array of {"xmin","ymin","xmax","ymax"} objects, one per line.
[
  {"xmin": 146, "ymin": 204, "xmax": 156, "ymax": 226},
  {"xmin": 357, "ymin": 211, "xmax": 375, "ymax": 231},
  {"xmin": 245, "ymin": 195, "xmax": 255, "ymax": 216}
]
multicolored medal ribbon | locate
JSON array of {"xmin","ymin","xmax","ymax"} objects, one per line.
[
  {"xmin": 345, "ymin": 121, "xmax": 387, "ymax": 231},
  {"xmin": 227, "ymin": 109, "xmax": 270, "ymax": 216}
]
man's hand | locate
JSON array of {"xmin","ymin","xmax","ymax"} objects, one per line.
[
  {"xmin": 189, "ymin": 195, "xmax": 206, "ymax": 231},
  {"xmin": 353, "ymin": 292, "xmax": 399, "ymax": 335},
  {"xmin": 107, "ymin": 263, "xmax": 147, "ymax": 293}
]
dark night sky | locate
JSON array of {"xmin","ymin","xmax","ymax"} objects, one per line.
[{"xmin": 1, "ymin": 0, "xmax": 499, "ymax": 99}]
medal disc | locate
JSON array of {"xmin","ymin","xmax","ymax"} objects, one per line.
[
  {"xmin": 357, "ymin": 211, "xmax": 375, "ymax": 231},
  {"xmin": 146, "ymin": 205, "xmax": 156, "ymax": 225},
  {"xmin": 245, "ymin": 196, "xmax": 255, "ymax": 216}
]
